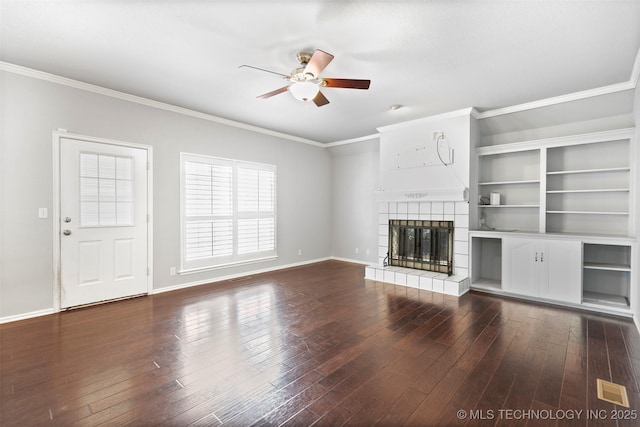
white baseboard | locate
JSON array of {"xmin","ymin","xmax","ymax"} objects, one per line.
[
  {"xmin": 635, "ymin": 314, "xmax": 640, "ymax": 335},
  {"xmin": 329, "ymin": 256, "xmax": 372, "ymax": 265},
  {"xmin": 151, "ymin": 257, "xmax": 331, "ymax": 295},
  {"xmin": 0, "ymin": 308, "xmax": 55, "ymax": 325}
]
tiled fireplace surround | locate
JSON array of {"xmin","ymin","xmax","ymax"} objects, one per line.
[{"xmin": 365, "ymin": 200, "xmax": 470, "ymax": 296}]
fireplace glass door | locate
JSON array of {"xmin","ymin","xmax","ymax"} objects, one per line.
[{"xmin": 388, "ymin": 220, "xmax": 453, "ymax": 275}]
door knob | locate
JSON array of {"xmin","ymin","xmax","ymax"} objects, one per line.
[
  {"xmin": 63, "ymin": 217, "xmax": 72, "ymax": 223},
  {"xmin": 63, "ymin": 230, "xmax": 71, "ymax": 236}
]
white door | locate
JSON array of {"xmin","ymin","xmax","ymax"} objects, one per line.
[
  {"xmin": 60, "ymin": 137, "xmax": 149, "ymax": 308},
  {"xmin": 502, "ymin": 237, "xmax": 539, "ymax": 297},
  {"xmin": 540, "ymin": 240, "xmax": 582, "ymax": 304}
]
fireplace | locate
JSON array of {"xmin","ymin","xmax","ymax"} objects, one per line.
[{"xmin": 387, "ymin": 219, "xmax": 454, "ymax": 275}]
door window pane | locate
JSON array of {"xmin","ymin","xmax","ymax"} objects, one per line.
[{"xmin": 80, "ymin": 153, "xmax": 134, "ymax": 226}]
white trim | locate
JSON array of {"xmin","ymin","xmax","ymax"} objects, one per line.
[
  {"xmin": 0, "ymin": 309, "xmax": 55, "ymax": 325},
  {"xmin": 1, "ymin": 62, "xmax": 324, "ymax": 148},
  {"xmin": 52, "ymin": 130, "xmax": 154, "ymax": 311},
  {"xmin": 375, "ymin": 188, "xmax": 469, "ymax": 202},
  {"xmin": 324, "ymin": 134, "xmax": 380, "ymax": 148},
  {"xmin": 635, "ymin": 314, "xmax": 640, "ymax": 336},
  {"xmin": 329, "ymin": 256, "xmax": 371, "ymax": 265},
  {"xmin": 475, "ymin": 81, "xmax": 635, "ymax": 120},
  {"xmin": 631, "ymin": 46, "xmax": 640, "ymax": 87},
  {"xmin": 152, "ymin": 257, "xmax": 331, "ymax": 294}
]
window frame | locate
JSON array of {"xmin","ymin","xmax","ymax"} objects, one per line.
[{"xmin": 180, "ymin": 152, "xmax": 277, "ymax": 273}]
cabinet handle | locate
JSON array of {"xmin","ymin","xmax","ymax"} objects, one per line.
[
  {"xmin": 535, "ymin": 252, "xmax": 538, "ymax": 262},
  {"xmin": 540, "ymin": 252, "xmax": 544, "ymax": 262}
]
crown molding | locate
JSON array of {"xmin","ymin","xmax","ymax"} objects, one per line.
[
  {"xmin": 475, "ymin": 80, "xmax": 635, "ymax": 120},
  {"xmin": 0, "ymin": 61, "xmax": 325, "ymax": 147},
  {"xmin": 324, "ymin": 133, "xmax": 379, "ymax": 148}
]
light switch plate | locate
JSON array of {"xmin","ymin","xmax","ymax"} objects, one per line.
[{"xmin": 38, "ymin": 208, "xmax": 48, "ymax": 219}]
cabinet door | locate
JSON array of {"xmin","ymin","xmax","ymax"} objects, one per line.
[
  {"xmin": 539, "ymin": 240, "xmax": 581, "ymax": 304},
  {"xmin": 503, "ymin": 238, "xmax": 540, "ymax": 297}
]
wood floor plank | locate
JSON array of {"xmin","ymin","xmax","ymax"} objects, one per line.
[{"xmin": 1, "ymin": 260, "xmax": 639, "ymax": 426}]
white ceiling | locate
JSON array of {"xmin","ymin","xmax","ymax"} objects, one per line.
[{"xmin": 1, "ymin": 0, "xmax": 639, "ymax": 144}]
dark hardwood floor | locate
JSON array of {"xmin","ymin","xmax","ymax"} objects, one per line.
[{"xmin": 2, "ymin": 260, "xmax": 640, "ymax": 426}]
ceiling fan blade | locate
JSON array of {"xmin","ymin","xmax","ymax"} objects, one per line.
[
  {"xmin": 304, "ymin": 49, "xmax": 334, "ymax": 78},
  {"xmin": 257, "ymin": 86, "xmax": 289, "ymax": 99},
  {"xmin": 239, "ymin": 65, "xmax": 289, "ymax": 78},
  {"xmin": 312, "ymin": 91, "xmax": 330, "ymax": 107},
  {"xmin": 322, "ymin": 78, "xmax": 370, "ymax": 89}
]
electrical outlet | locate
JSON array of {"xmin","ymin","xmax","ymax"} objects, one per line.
[
  {"xmin": 298, "ymin": 249, "xmax": 302, "ymax": 256},
  {"xmin": 433, "ymin": 130, "xmax": 445, "ymax": 142},
  {"xmin": 355, "ymin": 248, "xmax": 359, "ymax": 254},
  {"xmin": 366, "ymin": 249, "xmax": 370, "ymax": 255},
  {"xmin": 170, "ymin": 267, "xmax": 176, "ymax": 276}
]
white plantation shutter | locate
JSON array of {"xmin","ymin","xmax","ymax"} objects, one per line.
[{"xmin": 181, "ymin": 154, "xmax": 276, "ymax": 271}]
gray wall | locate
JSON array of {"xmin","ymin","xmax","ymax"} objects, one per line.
[
  {"xmin": 328, "ymin": 138, "xmax": 379, "ymax": 264},
  {"xmin": 0, "ymin": 71, "xmax": 332, "ymax": 318}
]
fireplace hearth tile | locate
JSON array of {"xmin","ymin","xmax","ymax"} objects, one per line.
[
  {"xmin": 433, "ymin": 279, "xmax": 445, "ymax": 293},
  {"xmin": 394, "ymin": 272, "xmax": 408, "ymax": 285},
  {"xmin": 419, "ymin": 276, "xmax": 433, "ymax": 291},
  {"xmin": 365, "ymin": 265, "xmax": 469, "ymax": 297},
  {"xmin": 407, "ymin": 274, "xmax": 420, "ymax": 288}
]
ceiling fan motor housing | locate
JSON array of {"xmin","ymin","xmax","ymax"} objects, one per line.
[{"xmin": 296, "ymin": 51, "xmax": 313, "ymax": 66}]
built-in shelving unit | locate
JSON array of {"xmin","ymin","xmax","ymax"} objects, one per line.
[
  {"xmin": 474, "ymin": 128, "xmax": 634, "ymax": 236},
  {"xmin": 471, "ymin": 127, "xmax": 636, "ymax": 317}
]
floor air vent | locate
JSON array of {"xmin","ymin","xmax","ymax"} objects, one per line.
[{"xmin": 597, "ymin": 379, "xmax": 629, "ymax": 408}]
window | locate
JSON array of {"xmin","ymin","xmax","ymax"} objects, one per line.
[
  {"xmin": 80, "ymin": 153, "xmax": 134, "ymax": 226},
  {"xmin": 180, "ymin": 153, "xmax": 276, "ymax": 271}
]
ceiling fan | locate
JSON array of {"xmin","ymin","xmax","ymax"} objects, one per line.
[{"xmin": 240, "ymin": 49, "xmax": 370, "ymax": 107}]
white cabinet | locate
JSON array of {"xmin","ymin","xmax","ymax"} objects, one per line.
[{"xmin": 502, "ymin": 237, "xmax": 581, "ymax": 304}]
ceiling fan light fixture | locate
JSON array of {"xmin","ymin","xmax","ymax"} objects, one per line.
[{"xmin": 289, "ymin": 81, "xmax": 319, "ymax": 102}]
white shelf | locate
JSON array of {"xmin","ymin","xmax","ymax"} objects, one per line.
[
  {"xmin": 582, "ymin": 291, "xmax": 629, "ymax": 308},
  {"xmin": 546, "ymin": 210, "xmax": 628, "ymax": 215},
  {"xmin": 480, "ymin": 205, "xmax": 539, "ymax": 208},
  {"xmin": 479, "ymin": 179, "xmax": 540, "ymax": 186},
  {"xmin": 584, "ymin": 262, "xmax": 631, "ymax": 272},
  {"xmin": 547, "ymin": 167, "xmax": 630, "ymax": 176},
  {"xmin": 471, "ymin": 278, "xmax": 501, "ymax": 289},
  {"xmin": 546, "ymin": 189, "xmax": 629, "ymax": 194}
]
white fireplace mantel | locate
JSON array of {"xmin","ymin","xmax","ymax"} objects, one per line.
[{"xmin": 375, "ymin": 187, "xmax": 469, "ymax": 203}]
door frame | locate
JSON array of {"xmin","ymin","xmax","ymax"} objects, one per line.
[{"xmin": 52, "ymin": 130, "xmax": 154, "ymax": 312}]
